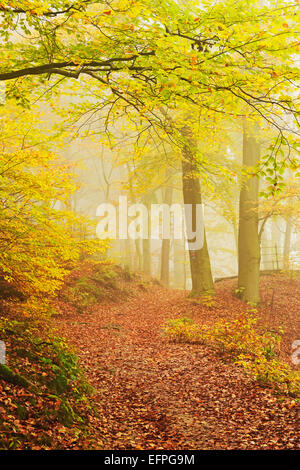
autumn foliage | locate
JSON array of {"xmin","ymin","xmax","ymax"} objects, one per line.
[
  {"xmin": 0, "ymin": 0, "xmax": 299, "ymax": 452},
  {"xmin": 0, "ymin": 102, "xmax": 107, "ymax": 315}
]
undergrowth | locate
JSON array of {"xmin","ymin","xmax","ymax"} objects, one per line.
[
  {"xmin": 0, "ymin": 317, "xmax": 100, "ymax": 449},
  {"xmin": 58, "ymin": 261, "xmax": 133, "ymax": 313},
  {"xmin": 162, "ymin": 314, "xmax": 300, "ymax": 398}
]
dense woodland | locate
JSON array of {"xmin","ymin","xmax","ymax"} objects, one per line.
[{"xmin": 0, "ymin": 0, "xmax": 299, "ymax": 452}]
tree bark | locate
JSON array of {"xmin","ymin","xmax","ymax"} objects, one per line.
[
  {"xmin": 142, "ymin": 194, "xmax": 151, "ymax": 275},
  {"xmin": 134, "ymin": 239, "xmax": 143, "ymax": 271},
  {"xmin": 181, "ymin": 126, "xmax": 214, "ymax": 296},
  {"xmin": 173, "ymin": 239, "xmax": 185, "ymax": 289},
  {"xmin": 238, "ymin": 120, "xmax": 261, "ymax": 303},
  {"xmin": 283, "ymin": 217, "xmax": 292, "ymax": 270},
  {"xmin": 142, "ymin": 238, "xmax": 151, "ymax": 275},
  {"xmin": 160, "ymin": 185, "xmax": 173, "ymax": 286}
]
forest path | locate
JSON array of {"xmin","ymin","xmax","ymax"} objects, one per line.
[{"xmin": 54, "ymin": 284, "xmax": 298, "ymax": 450}]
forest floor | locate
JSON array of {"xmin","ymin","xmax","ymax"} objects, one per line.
[{"xmin": 53, "ymin": 273, "xmax": 300, "ymax": 450}]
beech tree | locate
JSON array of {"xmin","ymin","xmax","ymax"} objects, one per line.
[
  {"xmin": 181, "ymin": 125, "xmax": 215, "ymax": 295},
  {"xmin": 0, "ymin": 0, "xmax": 299, "ymax": 296},
  {"xmin": 237, "ymin": 120, "xmax": 261, "ymax": 303},
  {"xmin": 0, "ymin": 101, "xmax": 106, "ymax": 314}
]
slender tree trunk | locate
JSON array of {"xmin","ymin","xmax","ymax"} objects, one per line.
[
  {"xmin": 283, "ymin": 217, "xmax": 292, "ymax": 270},
  {"xmin": 142, "ymin": 238, "xmax": 151, "ymax": 275},
  {"xmin": 238, "ymin": 120, "xmax": 261, "ymax": 303},
  {"xmin": 160, "ymin": 238, "xmax": 170, "ymax": 286},
  {"xmin": 122, "ymin": 239, "xmax": 132, "ymax": 270},
  {"xmin": 160, "ymin": 184, "xmax": 173, "ymax": 286},
  {"xmin": 271, "ymin": 217, "xmax": 282, "ymax": 270},
  {"xmin": 142, "ymin": 194, "xmax": 151, "ymax": 275},
  {"xmin": 181, "ymin": 126, "xmax": 214, "ymax": 296},
  {"xmin": 183, "ymin": 244, "xmax": 187, "ymax": 290},
  {"xmin": 173, "ymin": 239, "xmax": 185, "ymax": 289},
  {"xmin": 260, "ymin": 222, "xmax": 271, "ymax": 271},
  {"xmin": 134, "ymin": 239, "xmax": 143, "ymax": 271},
  {"xmin": 232, "ymin": 220, "xmax": 238, "ymax": 253}
]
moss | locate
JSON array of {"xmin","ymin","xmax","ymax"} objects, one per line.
[
  {"xmin": 0, "ymin": 317, "xmax": 98, "ymax": 449},
  {"xmin": 15, "ymin": 348, "xmax": 40, "ymax": 362},
  {"xmin": 53, "ymin": 375, "xmax": 69, "ymax": 393},
  {"xmin": 0, "ymin": 364, "xmax": 31, "ymax": 388},
  {"xmin": 57, "ymin": 400, "xmax": 75, "ymax": 426}
]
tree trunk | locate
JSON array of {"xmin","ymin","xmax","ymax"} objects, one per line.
[
  {"xmin": 260, "ymin": 223, "xmax": 271, "ymax": 271},
  {"xmin": 238, "ymin": 120, "xmax": 261, "ymax": 304},
  {"xmin": 271, "ymin": 217, "xmax": 282, "ymax": 270},
  {"xmin": 283, "ymin": 217, "xmax": 292, "ymax": 270},
  {"xmin": 122, "ymin": 239, "xmax": 133, "ymax": 270},
  {"xmin": 142, "ymin": 194, "xmax": 151, "ymax": 275},
  {"xmin": 181, "ymin": 126, "xmax": 214, "ymax": 296},
  {"xmin": 160, "ymin": 238, "xmax": 170, "ymax": 286},
  {"xmin": 134, "ymin": 239, "xmax": 143, "ymax": 271},
  {"xmin": 160, "ymin": 184, "xmax": 173, "ymax": 286},
  {"xmin": 142, "ymin": 238, "xmax": 151, "ymax": 275},
  {"xmin": 173, "ymin": 239, "xmax": 185, "ymax": 289}
]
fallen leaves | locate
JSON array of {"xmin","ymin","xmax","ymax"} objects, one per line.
[{"xmin": 54, "ymin": 273, "xmax": 299, "ymax": 450}]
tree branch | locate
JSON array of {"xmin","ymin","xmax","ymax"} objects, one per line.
[{"xmin": 0, "ymin": 52, "xmax": 155, "ymax": 81}]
